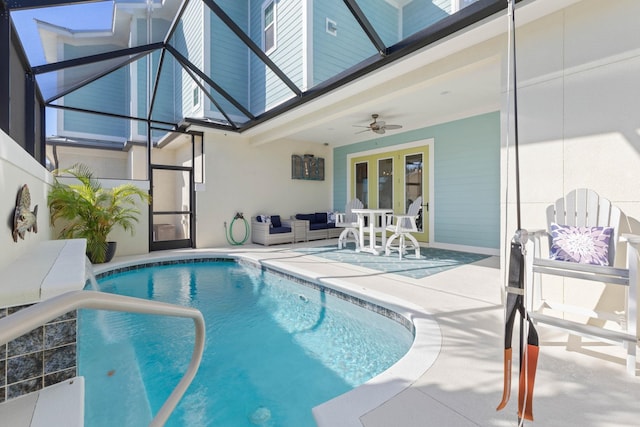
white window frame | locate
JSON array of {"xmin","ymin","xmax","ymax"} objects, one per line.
[
  {"xmin": 452, "ymin": 0, "xmax": 477, "ymax": 13},
  {"xmin": 262, "ymin": 0, "xmax": 277, "ymax": 54},
  {"xmin": 326, "ymin": 18, "xmax": 337, "ymax": 36},
  {"xmin": 192, "ymin": 83, "xmax": 201, "ymax": 112}
]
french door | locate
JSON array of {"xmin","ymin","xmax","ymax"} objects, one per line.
[{"xmin": 349, "ymin": 144, "xmax": 429, "ymax": 242}]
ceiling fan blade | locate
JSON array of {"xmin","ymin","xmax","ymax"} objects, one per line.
[
  {"xmin": 376, "ymin": 120, "xmax": 386, "ymax": 127},
  {"xmin": 373, "ymin": 128, "xmax": 386, "ymax": 134},
  {"xmin": 355, "ymin": 128, "xmax": 372, "ymax": 134},
  {"xmin": 384, "ymin": 124, "xmax": 403, "ymax": 130}
]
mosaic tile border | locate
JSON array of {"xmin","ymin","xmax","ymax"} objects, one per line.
[
  {"xmin": 94, "ymin": 257, "xmax": 415, "ymax": 336},
  {"xmin": 0, "ymin": 306, "xmax": 77, "ymax": 403}
]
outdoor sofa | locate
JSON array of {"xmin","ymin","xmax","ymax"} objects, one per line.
[
  {"xmin": 292, "ymin": 212, "xmax": 342, "ymax": 241},
  {"xmin": 251, "ymin": 215, "xmax": 295, "ymax": 246}
]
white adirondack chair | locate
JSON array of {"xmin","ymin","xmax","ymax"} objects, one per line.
[
  {"xmin": 335, "ymin": 199, "xmax": 364, "ymax": 250},
  {"xmin": 524, "ymin": 188, "xmax": 639, "ymax": 375},
  {"xmin": 384, "ymin": 196, "xmax": 423, "ymax": 260}
]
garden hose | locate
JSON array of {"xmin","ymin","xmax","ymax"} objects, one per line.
[{"xmin": 224, "ymin": 212, "xmax": 250, "ymax": 245}]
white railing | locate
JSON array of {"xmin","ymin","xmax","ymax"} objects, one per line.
[{"xmin": 0, "ymin": 290, "xmax": 206, "ymax": 427}]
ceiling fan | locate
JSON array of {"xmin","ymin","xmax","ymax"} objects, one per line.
[{"xmin": 354, "ymin": 114, "xmax": 403, "ymax": 134}]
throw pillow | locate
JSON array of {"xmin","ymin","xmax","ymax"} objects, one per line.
[
  {"xmin": 271, "ymin": 215, "xmax": 282, "ymax": 228},
  {"xmin": 549, "ymin": 223, "xmax": 613, "ymax": 266},
  {"xmin": 257, "ymin": 215, "xmax": 271, "ymax": 224},
  {"xmin": 327, "ymin": 211, "xmax": 336, "ymax": 223}
]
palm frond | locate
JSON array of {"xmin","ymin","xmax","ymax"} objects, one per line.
[{"xmin": 48, "ymin": 163, "xmax": 150, "ymax": 263}]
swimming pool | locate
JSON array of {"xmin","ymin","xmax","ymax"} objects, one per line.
[{"xmin": 80, "ymin": 259, "xmax": 414, "ymax": 426}]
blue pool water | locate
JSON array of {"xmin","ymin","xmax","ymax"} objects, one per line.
[{"xmin": 79, "ymin": 261, "xmax": 413, "ymax": 426}]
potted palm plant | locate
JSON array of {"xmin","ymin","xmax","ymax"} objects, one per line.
[{"xmin": 48, "ymin": 163, "xmax": 150, "ymax": 263}]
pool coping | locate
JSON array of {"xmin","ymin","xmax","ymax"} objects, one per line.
[{"xmin": 91, "ymin": 250, "xmax": 442, "ymax": 426}]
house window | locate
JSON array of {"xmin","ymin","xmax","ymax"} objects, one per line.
[
  {"xmin": 262, "ymin": 1, "xmax": 276, "ymax": 53},
  {"xmin": 192, "ymin": 85, "xmax": 200, "ymax": 110},
  {"xmin": 326, "ymin": 18, "xmax": 337, "ymax": 36}
]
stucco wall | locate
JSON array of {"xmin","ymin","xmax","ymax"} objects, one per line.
[
  {"xmin": 0, "ymin": 130, "xmax": 53, "ymax": 271},
  {"xmin": 501, "ymin": 0, "xmax": 640, "ymax": 242},
  {"xmin": 195, "ymin": 132, "xmax": 333, "ymax": 247}
]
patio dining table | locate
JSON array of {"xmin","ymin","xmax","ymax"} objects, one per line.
[{"xmin": 352, "ymin": 208, "xmax": 393, "ymax": 255}]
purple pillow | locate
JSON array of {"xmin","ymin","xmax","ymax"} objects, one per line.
[{"xmin": 549, "ymin": 223, "xmax": 613, "ymax": 266}]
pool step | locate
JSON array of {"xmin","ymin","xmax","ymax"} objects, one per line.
[{"xmin": 0, "ymin": 377, "xmax": 84, "ymax": 427}]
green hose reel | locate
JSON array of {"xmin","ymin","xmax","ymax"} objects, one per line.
[{"xmin": 224, "ymin": 212, "xmax": 250, "ymax": 245}]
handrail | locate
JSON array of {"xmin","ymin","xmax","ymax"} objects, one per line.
[{"xmin": 0, "ymin": 290, "xmax": 206, "ymax": 427}]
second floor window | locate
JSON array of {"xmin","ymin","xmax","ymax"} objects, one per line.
[{"xmin": 263, "ymin": 1, "xmax": 276, "ymax": 53}]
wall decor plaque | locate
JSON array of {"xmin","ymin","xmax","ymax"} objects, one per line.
[
  {"xmin": 291, "ymin": 154, "xmax": 324, "ymax": 180},
  {"xmin": 12, "ymin": 184, "xmax": 38, "ymax": 242}
]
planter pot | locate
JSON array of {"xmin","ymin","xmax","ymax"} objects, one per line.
[
  {"xmin": 88, "ymin": 241, "xmax": 117, "ymax": 264},
  {"xmin": 104, "ymin": 241, "xmax": 117, "ymax": 263}
]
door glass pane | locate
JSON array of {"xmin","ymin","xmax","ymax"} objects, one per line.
[
  {"xmin": 152, "ymin": 169, "xmax": 191, "ymax": 243},
  {"xmin": 153, "ymin": 214, "xmax": 190, "ymax": 241},
  {"xmin": 405, "ymin": 154, "xmax": 423, "ymax": 231},
  {"xmin": 378, "ymin": 158, "xmax": 393, "ymax": 209},
  {"xmin": 355, "ymin": 162, "xmax": 368, "ymax": 208}
]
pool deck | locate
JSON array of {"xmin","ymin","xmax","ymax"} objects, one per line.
[{"xmin": 101, "ymin": 240, "xmax": 640, "ymax": 427}]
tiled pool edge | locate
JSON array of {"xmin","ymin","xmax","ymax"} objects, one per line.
[
  {"xmin": 94, "ymin": 256, "xmax": 415, "ymax": 335},
  {"xmin": 91, "ymin": 251, "xmax": 442, "ymax": 427}
]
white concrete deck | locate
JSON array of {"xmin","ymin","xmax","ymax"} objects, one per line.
[
  {"xmin": 0, "ymin": 378, "xmax": 84, "ymax": 427},
  {"xmin": 96, "ymin": 241, "xmax": 640, "ymax": 427}
]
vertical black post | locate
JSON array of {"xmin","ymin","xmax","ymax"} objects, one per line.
[
  {"xmin": 510, "ymin": 0, "xmax": 522, "ymax": 232},
  {"xmin": 190, "ymin": 132, "xmax": 196, "ymax": 249},
  {"xmin": 25, "ymin": 72, "xmax": 35, "ymax": 156},
  {"xmin": 0, "ymin": 3, "xmax": 11, "ymax": 134},
  {"xmin": 38, "ymin": 102, "xmax": 46, "ymax": 165},
  {"xmin": 147, "ymin": 122, "xmax": 153, "ymax": 253}
]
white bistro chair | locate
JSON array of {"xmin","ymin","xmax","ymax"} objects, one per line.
[
  {"xmin": 385, "ymin": 196, "xmax": 423, "ymax": 260},
  {"xmin": 335, "ymin": 199, "xmax": 364, "ymax": 250}
]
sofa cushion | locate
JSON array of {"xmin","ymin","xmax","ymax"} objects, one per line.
[
  {"xmin": 269, "ymin": 226, "xmax": 291, "ymax": 234},
  {"xmin": 309, "ymin": 223, "xmax": 329, "ymax": 231},
  {"xmin": 314, "ymin": 212, "xmax": 328, "ymax": 224},
  {"xmin": 296, "ymin": 213, "xmax": 315, "ymax": 222},
  {"xmin": 271, "ymin": 215, "xmax": 282, "ymax": 228}
]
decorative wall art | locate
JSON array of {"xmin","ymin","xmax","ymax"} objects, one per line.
[
  {"xmin": 291, "ymin": 154, "xmax": 324, "ymax": 181},
  {"xmin": 12, "ymin": 184, "xmax": 38, "ymax": 242}
]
